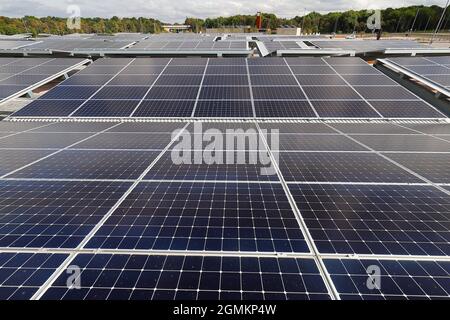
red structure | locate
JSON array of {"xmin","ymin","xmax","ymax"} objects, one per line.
[{"xmin": 256, "ymin": 12, "xmax": 262, "ymax": 29}]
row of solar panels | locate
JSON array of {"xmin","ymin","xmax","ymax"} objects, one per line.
[
  {"xmin": 1, "ymin": 34, "xmax": 447, "ymax": 57},
  {"xmin": 0, "ymin": 120, "xmax": 449, "ymax": 300},
  {"xmin": 5, "ymin": 57, "xmax": 447, "ymax": 120},
  {"xmin": 0, "ymin": 34, "xmax": 250, "ymax": 56}
]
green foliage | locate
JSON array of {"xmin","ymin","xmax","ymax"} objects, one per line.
[
  {"xmin": 200, "ymin": 5, "xmax": 448, "ymax": 33},
  {"xmin": 0, "ymin": 16, "xmax": 163, "ymax": 35}
]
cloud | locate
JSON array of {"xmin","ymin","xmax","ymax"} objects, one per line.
[{"xmin": 0, "ymin": 0, "xmax": 445, "ymax": 22}]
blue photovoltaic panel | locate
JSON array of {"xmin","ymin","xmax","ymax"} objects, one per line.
[
  {"xmin": 274, "ymin": 152, "xmax": 421, "ymax": 183},
  {"xmin": 0, "ymin": 252, "xmax": 68, "ymax": 300},
  {"xmin": 0, "ymin": 149, "xmax": 53, "ymax": 176},
  {"xmin": 92, "ymin": 86, "xmax": 149, "ymax": 100},
  {"xmin": 72, "ymin": 100, "xmax": 139, "ymax": 117},
  {"xmin": 8, "ymin": 150, "xmax": 161, "ymax": 180},
  {"xmin": 39, "ymin": 86, "xmax": 100, "ymax": 100},
  {"xmin": 325, "ymin": 259, "xmax": 450, "ymax": 300},
  {"xmin": 194, "ymin": 100, "xmax": 254, "ymax": 117},
  {"xmin": 9, "ymin": 57, "xmax": 448, "ymax": 120},
  {"xmin": 85, "ymin": 181, "xmax": 309, "ymax": 253},
  {"xmin": 278, "ymin": 134, "xmax": 368, "ymax": 151},
  {"xmin": 133, "ymin": 100, "xmax": 194, "ymax": 117},
  {"xmin": 0, "ymin": 180, "xmax": 132, "ymax": 248},
  {"xmin": 311, "ymin": 100, "xmax": 381, "ymax": 118},
  {"xmin": 41, "ymin": 254, "xmax": 330, "ymax": 300},
  {"xmin": 144, "ymin": 150, "xmax": 279, "ymax": 181},
  {"xmin": 11, "ymin": 100, "xmax": 84, "ymax": 117},
  {"xmin": 0, "ymin": 122, "xmax": 49, "ymax": 132},
  {"xmin": 0, "ymin": 57, "xmax": 88, "ymax": 104},
  {"xmin": 73, "ymin": 132, "xmax": 173, "ymax": 150},
  {"xmin": 0, "ymin": 132, "xmax": 92, "ymax": 149},
  {"xmin": 288, "ymin": 184, "xmax": 450, "ymax": 256},
  {"xmin": 384, "ymin": 153, "xmax": 450, "ymax": 184},
  {"xmin": 254, "ymin": 100, "xmax": 316, "ymax": 118},
  {"xmin": 350, "ymin": 135, "xmax": 450, "ymax": 152}
]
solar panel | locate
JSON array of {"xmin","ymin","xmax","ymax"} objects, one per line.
[
  {"xmin": 384, "ymin": 153, "xmax": 450, "ymax": 183},
  {"xmin": 8, "ymin": 150, "xmax": 160, "ymax": 180},
  {"xmin": 0, "ymin": 58, "xmax": 89, "ymax": 104},
  {"xmin": 85, "ymin": 181, "xmax": 309, "ymax": 252},
  {"xmin": 0, "ymin": 149, "xmax": 53, "ymax": 176},
  {"xmin": 278, "ymin": 134, "xmax": 368, "ymax": 151},
  {"xmin": 350, "ymin": 135, "xmax": 450, "ymax": 152},
  {"xmin": 288, "ymin": 184, "xmax": 450, "ymax": 255},
  {"xmin": 325, "ymin": 258, "xmax": 450, "ymax": 300},
  {"xmin": 144, "ymin": 150, "xmax": 278, "ymax": 181},
  {"xmin": 0, "ymin": 180, "xmax": 132, "ymax": 248},
  {"xmin": 0, "ymin": 252, "xmax": 68, "ymax": 300},
  {"xmin": 311, "ymin": 39, "xmax": 427, "ymax": 54},
  {"xmin": 41, "ymin": 254, "xmax": 330, "ymax": 300},
  {"xmin": 274, "ymin": 152, "xmax": 421, "ymax": 183},
  {"xmin": 0, "ymin": 132, "xmax": 92, "ymax": 149}
]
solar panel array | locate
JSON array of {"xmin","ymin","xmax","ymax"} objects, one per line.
[
  {"xmin": 131, "ymin": 40, "xmax": 248, "ymax": 51},
  {"xmin": 311, "ymin": 39, "xmax": 428, "ymax": 54},
  {"xmin": 19, "ymin": 39, "xmax": 135, "ymax": 52},
  {"xmin": 0, "ymin": 57, "xmax": 90, "ymax": 104},
  {"xmin": 0, "ymin": 53, "xmax": 450, "ymax": 300},
  {"xmin": 382, "ymin": 56, "xmax": 450, "ymax": 96},
  {"xmin": 0, "ymin": 117, "xmax": 449, "ymax": 300},
  {"xmin": 10, "ymin": 57, "xmax": 446, "ymax": 119}
]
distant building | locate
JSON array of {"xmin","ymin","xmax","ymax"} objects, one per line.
[
  {"xmin": 162, "ymin": 25, "xmax": 191, "ymax": 33},
  {"xmin": 276, "ymin": 27, "xmax": 302, "ymax": 36}
]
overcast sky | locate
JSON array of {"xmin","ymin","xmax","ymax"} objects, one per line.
[{"xmin": 0, "ymin": 1, "xmax": 445, "ymax": 22}]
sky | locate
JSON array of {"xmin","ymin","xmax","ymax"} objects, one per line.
[{"xmin": 0, "ymin": 1, "xmax": 445, "ymax": 23}]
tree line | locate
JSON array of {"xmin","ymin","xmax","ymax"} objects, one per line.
[
  {"xmin": 0, "ymin": 16, "xmax": 162, "ymax": 36},
  {"xmin": 0, "ymin": 5, "xmax": 449, "ymax": 36},
  {"xmin": 187, "ymin": 5, "xmax": 450, "ymax": 34}
]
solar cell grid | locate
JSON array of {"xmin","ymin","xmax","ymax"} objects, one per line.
[
  {"xmin": 0, "ymin": 180, "xmax": 132, "ymax": 248},
  {"xmin": 133, "ymin": 100, "xmax": 195, "ymax": 117},
  {"xmin": 39, "ymin": 86, "xmax": 100, "ymax": 100},
  {"xmin": 72, "ymin": 100, "xmax": 139, "ymax": 117},
  {"xmin": 368, "ymin": 101, "xmax": 445, "ymax": 118},
  {"xmin": 325, "ymin": 259, "xmax": 450, "ymax": 300},
  {"xmin": 31, "ymin": 122, "xmax": 116, "ymax": 133},
  {"xmin": 72, "ymin": 132, "xmax": 173, "ymax": 150},
  {"xmin": 274, "ymin": 152, "xmax": 421, "ymax": 183},
  {"xmin": 194, "ymin": 100, "xmax": 254, "ymax": 117},
  {"xmin": 350, "ymin": 135, "xmax": 450, "ymax": 152},
  {"xmin": 0, "ymin": 122, "xmax": 50, "ymax": 132},
  {"xmin": 384, "ymin": 153, "xmax": 450, "ymax": 184},
  {"xmin": 41, "ymin": 254, "xmax": 330, "ymax": 300},
  {"xmin": 311, "ymin": 100, "xmax": 381, "ymax": 118},
  {"xmin": 278, "ymin": 134, "xmax": 368, "ymax": 151},
  {"xmin": 11, "ymin": 100, "xmax": 84, "ymax": 117},
  {"xmin": 400, "ymin": 124, "xmax": 450, "ymax": 135},
  {"xmin": 0, "ymin": 149, "xmax": 54, "ymax": 176},
  {"xmin": 258, "ymin": 123, "xmax": 335, "ymax": 134},
  {"xmin": 8, "ymin": 150, "xmax": 161, "ymax": 180},
  {"xmin": 144, "ymin": 150, "xmax": 277, "ymax": 181},
  {"xmin": 254, "ymin": 100, "xmax": 316, "ymax": 118},
  {"xmin": 289, "ymin": 183, "xmax": 450, "ymax": 256},
  {"xmin": 107, "ymin": 122, "xmax": 187, "ymax": 133},
  {"xmin": 0, "ymin": 132, "xmax": 92, "ymax": 149},
  {"xmin": 0, "ymin": 252, "xmax": 68, "ymax": 300},
  {"xmin": 85, "ymin": 181, "xmax": 309, "ymax": 253}
]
